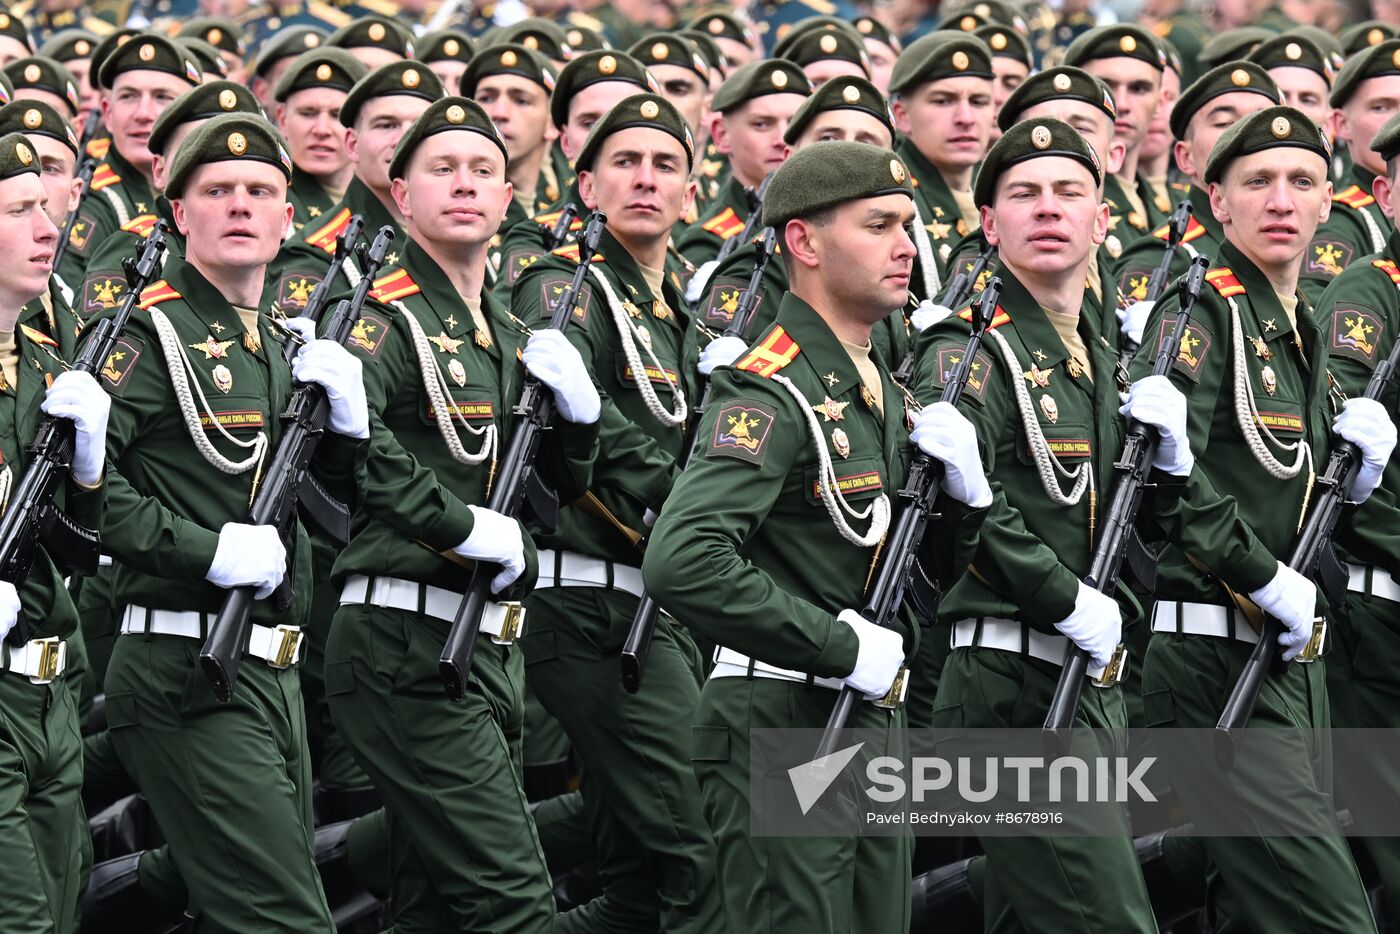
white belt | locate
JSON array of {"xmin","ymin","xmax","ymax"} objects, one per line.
[
  {"xmin": 709, "ymin": 646, "xmax": 845, "ymax": 690},
  {"xmin": 3, "ymin": 637, "xmax": 66, "ymax": 683},
  {"xmin": 119, "ymin": 605, "xmax": 306, "ymax": 668},
  {"xmin": 535, "ymin": 549, "xmax": 644, "ymax": 598},
  {"xmin": 1347, "ymin": 564, "xmax": 1400, "ymax": 604},
  {"xmin": 1150, "ymin": 600, "xmax": 1260, "ymax": 643},
  {"xmin": 340, "ymin": 575, "xmax": 524, "ymax": 643},
  {"xmin": 952, "ymin": 617, "xmax": 1109, "ymax": 680}
]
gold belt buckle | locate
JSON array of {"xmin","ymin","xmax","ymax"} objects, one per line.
[
  {"xmin": 1090, "ymin": 643, "xmax": 1128, "ymax": 688},
  {"xmin": 1294, "ymin": 617, "xmax": 1327, "ymax": 663},
  {"xmin": 29, "ymin": 638, "xmax": 62, "ymax": 684},
  {"xmin": 873, "ymin": 666, "xmax": 909, "ymax": 710},
  {"xmin": 491, "ymin": 602, "xmax": 525, "ymax": 645},
  {"xmin": 269, "ymin": 625, "xmax": 302, "ymax": 669}
]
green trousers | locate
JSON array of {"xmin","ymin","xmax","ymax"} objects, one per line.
[
  {"xmin": 0, "ymin": 672, "xmax": 88, "ymax": 933},
  {"xmin": 76, "ymin": 565, "xmax": 116, "ymax": 710},
  {"xmin": 324, "ymin": 602, "xmax": 556, "ymax": 934},
  {"xmin": 522, "ymin": 586, "xmax": 722, "ymax": 934},
  {"xmin": 1142, "ymin": 631, "xmax": 1378, "ymax": 933},
  {"xmin": 304, "ymin": 536, "xmax": 370, "ymax": 792},
  {"xmin": 104, "ymin": 631, "xmax": 334, "ymax": 933},
  {"xmin": 932, "ymin": 646, "xmax": 1157, "ymax": 934}
]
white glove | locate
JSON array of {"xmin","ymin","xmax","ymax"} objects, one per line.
[
  {"xmin": 909, "ymin": 402, "xmax": 991, "ymax": 508},
  {"xmin": 1116, "ymin": 300, "xmax": 1154, "ymax": 347},
  {"xmin": 1119, "ymin": 374, "xmax": 1194, "ymax": 476},
  {"xmin": 523, "ymin": 329, "xmax": 600, "ymax": 425},
  {"xmin": 838, "ymin": 608, "xmax": 905, "ymax": 699},
  {"xmin": 685, "ymin": 259, "xmax": 719, "ymax": 303},
  {"xmin": 454, "ymin": 505, "xmax": 527, "ymax": 593},
  {"xmin": 1248, "ymin": 561, "xmax": 1317, "ymax": 661},
  {"xmin": 1333, "ymin": 397, "xmax": 1397, "ymax": 505},
  {"xmin": 0, "ymin": 581, "xmax": 18, "ymax": 642},
  {"xmin": 206, "ymin": 523, "xmax": 287, "ymax": 599},
  {"xmin": 292, "ymin": 339, "xmax": 370, "ymax": 439},
  {"xmin": 643, "ymin": 507, "xmax": 658, "ymax": 528},
  {"xmin": 910, "ymin": 301, "xmax": 954, "ymax": 333},
  {"xmin": 698, "ymin": 335, "xmax": 747, "ymax": 376},
  {"xmin": 41, "ymin": 370, "xmax": 110, "ymax": 487},
  {"xmin": 1053, "ymin": 582, "xmax": 1122, "ymax": 670}
]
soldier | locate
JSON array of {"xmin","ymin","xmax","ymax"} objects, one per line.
[
  {"xmin": 0, "ymin": 129, "xmax": 112, "ymax": 934},
  {"xmin": 1198, "ymin": 26, "xmax": 1271, "ymax": 72},
  {"xmin": 416, "ymin": 28, "xmax": 473, "ymax": 92},
  {"xmin": 678, "ymin": 59, "xmax": 809, "ymax": 277},
  {"xmin": 1132, "ymin": 106, "xmax": 1389, "ymax": 931},
  {"xmin": 975, "ymin": 22, "xmax": 1032, "ymax": 139},
  {"xmin": 178, "ymin": 38, "xmax": 230, "ymax": 83},
  {"xmin": 643, "ymin": 140, "xmax": 988, "ymax": 934},
  {"xmin": 510, "ymin": 92, "xmax": 724, "ymax": 933},
  {"xmin": 324, "ymin": 95, "xmax": 599, "ymax": 934},
  {"xmin": 270, "ymin": 60, "xmax": 443, "ymax": 312},
  {"xmin": 1113, "ymin": 62, "xmax": 1283, "ymax": 347},
  {"xmin": 272, "ymin": 48, "xmax": 366, "ymax": 231},
  {"xmin": 37, "ymin": 29, "xmax": 98, "ymax": 126},
  {"xmin": 1246, "ymin": 33, "xmax": 1334, "ymax": 139},
  {"xmin": 1341, "ymin": 20, "xmax": 1399, "ymax": 55},
  {"xmin": 1139, "ymin": 41, "xmax": 1182, "ymax": 214},
  {"xmin": 249, "ymin": 25, "xmax": 327, "ymax": 113},
  {"xmin": 1299, "ymin": 40, "xmax": 1400, "ymax": 301},
  {"xmin": 4, "ymin": 55, "xmax": 79, "ymax": 121},
  {"xmin": 772, "ymin": 19, "xmax": 872, "ymax": 88},
  {"xmin": 1141, "ymin": 0, "xmax": 1212, "ymax": 86},
  {"xmin": 96, "ymin": 111, "xmax": 368, "ymax": 932},
  {"xmin": 854, "ymin": 14, "xmax": 900, "ymax": 92},
  {"xmin": 628, "ymin": 33, "xmax": 711, "ymax": 141},
  {"xmin": 1064, "ymin": 25, "xmax": 1170, "ymax": 242},
  {"xmin": 489, "ymin": 18, "xmax": 572, "ymax": 71},
  {"xmin": 326, "ymin": 15, "xmax": 413, "ymax": 71},
  {"xmin": 177, "ymin": 16, "xmax": 248, "ymax": 84},
  {"xmin": 0, "ymin": 10, "xmax": 33, "ymax": 68},
  {"xmin": 687, "ymin": 9, "xmax": 759, "ymax": 72}
]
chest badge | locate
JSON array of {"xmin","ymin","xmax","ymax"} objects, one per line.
[
  {"xmin": 1024, "ymin": 364, "xmax": 1052, "ymax": 388},
  {"xmin": 191, "ymin": 335, "xmax": 235, "ymax": 359},
  {"xmin": 813, "ymin": 396, "xmax": 849, "ymax": 421},
  {"xmin": 212, "ymin": 364, "xmax": 233, "ymax": 394},
  {"xmin": 860, "ymin": 385, "xmax": 876, "ymax": 408},
  {"xmin": 448, "ymin": 358, "xmax": 467, "ymax": 387},
  {"xmin": 1261, "ymin": 365, "xmax": 1278, "ymax": 396},
  {"xmin": 1066, "ymin": 357, "xmax": 1085, "ymax": 380},
  {"xmin": 1250, "ymin": 336, "xmax": 1272, "ymax": 361},
  {"xmin": 831, "ymin": 427, "xmax": 851, "ymax": 458},
  {"xmin": 1039, "ymin": 394, "xmax": 1059, "ymax": 424},
  {"xmin": 429, "ymin": 332, "xmax": 465, "ymax": 355},
  {"xmin": 474, "ymin": 329, "xmax": 492, "ymax": 350}
]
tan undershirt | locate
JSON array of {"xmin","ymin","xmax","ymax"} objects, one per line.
[
  {"xmin": 1146, "ymin": 175, "xmax": 1169, "ymax": 210},
  {"xmin": 636, "ymin": 260, "xmax": 678, "ymax": 322},
  {"xmin": 1118, "ymin": 178, "xmax": 1149, "ymax": 225},
  {"xmin": 461, "ymin": 293, "xmax": 493, "ymax": 344},
  {"xmin": 951, "ymin": 187, "xmax": 980, "ymax": 237},
  {"xmin": 0, "ymin": 330, "xmax": 16, "ymax": 392},
  {"xmin": 1276, "ymin": 290, "xmax": 1299, "ymax": 332},
  {"xmin": 839, "ymin": 336, "xmax": 884, "ymax": 414},
  {"xmin": 234, "ymin": 305, "xmax": 260, "ymax": 352},
  {"xmin": 1044, "ymin": 307, "xmax": 1093, "ymax": 384},
  {"xmin": 1086, "ymin": 257, "xmax": 1102, "ymax": 303},
  {"xmin": 512, "ymin": 184, "xmax": 537, "ymax": 211}
]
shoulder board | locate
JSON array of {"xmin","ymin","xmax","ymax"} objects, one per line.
[
  {"xmin": 550, "ymin": 243, "xmax": 604, "ymax": 264},
  {"xmin": 369, "ymin": 268, "xmax": 420, "ymax": 303},
  {"xmin": 305, "ymin": 1, "xmax": 353, "ymax": 26},
  {"xmin": 19, "ymin": 324, "xmax": 57, "ymax": 348},
  {"xmin": 735, "ymin": 326, "xmax": 801, "ymax": 377},
  {"xmin": 120, "ymin": 213, "xmax": 159, "ymax": 236},
  {"xmin": 956, "ymin": 304, "xmax": 1012, "ymax": 330},
  {"xmin": 1205, "ymin": 267, "xmax": 1245, "ymax": 296},
  {"xmin": 1334, "ymin": 184, "xmax": 1377, "ymax": 210},
  {"xmin": 1151, "ymin": 216, "xmax": 1208, "ymax": 244},
  {"xmin": 1373, "ymin": 258, "xmax": 1400, "ymax": 284},
  {"xmin": 533, "ymin": 210, "xmax": 584, "ymax": 233},
  {"xmin": 90, "ymin": 163, "xmax": 120, "ymax": 192},
  {"xmin": 85, "ymin": 138, "xmax": 110, "ymax": 161},
  {"xmin": 137, "ymin": 280, "xmax": 181, "ymax": 309},
  {"xmin": 701, "ymin": 206, "xmax": 745, "ymax": 240},
  {"xmin": 305, "ymin": 207, "xmax": 352, "ymax": 254}
]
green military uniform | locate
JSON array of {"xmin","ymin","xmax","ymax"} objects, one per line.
[
  {"xmin": 1131, "ymin": 108, "xmax": 1378, "ymax": 932},
  {"xmin": 273, "ymin": 49, "xmax": 367, "ymax": 233},
  {"xmin": 644, "ymin": 142, "xmax": 923, "ymax": 934},
  {"xmin": 511, "ymin": 93, "xmax": 722, "ymax": 934}
]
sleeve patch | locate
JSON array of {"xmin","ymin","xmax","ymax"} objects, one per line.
[
  {"xmin": 540, "ymin": 276, "xmax": 591, "ymax": 329},
  {"xmin": 1156, "ymin": 316, "xmax": 1212, "ymax": 382},
  {"xmin": 276, "ymin": 273, "xmax": 320, "ymax": 313},
  {"xmin": 347, "ymin": 313, "xmax": 390, "ymax": 356},
  {"xmin": 99, "ymin": 335, "xmax": 143, "ymax": 395},
  {"xmin": 929, "ymin": 344, "xmax": 993, "ymax": 405},
  {"xmin": 1117, "ymin": 267, "xmax": 1154, "ymax": 307},
  {"xmin": 703, "ymin": 276, "xmax": 758, "ymax": 327},
  {"xmin": 1305, "ymin": 238, "xmax": 1353, "ymax": 280},
  {"xmin": 707, "ymin": 398, "xmax": 777, "ymax": 466},
  {"xmin": 67, "ymin": 212, "xmax": 97, "ymax": 254},
  {"xmin": 506, "ymin": 249, "xmax": 542, "ymax": 283},
  {"xmin": 1330, "ymin": 305, "xmax": 1384, "ymax": 365},
  {"xmin": 82, "ymin": 271, "xmax": 127, "ymax": 317}
]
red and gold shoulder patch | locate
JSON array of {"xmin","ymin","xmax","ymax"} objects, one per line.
[
  {"xmin": 701, "ymin": 206, "xmax": 744, "ymax": 240},
  {"xmin": 137, "ymin": 280, "xmax": 181, "ymax": 309},
  {"xmin": 120, "ymin": 213, "xmax": 159, "ymax": 237},
  {"xmin": 1204, "ymin": 267, "xmax": 1245, "ymax": 297},
  {"xmin": 707, "ymin": 398, "xmax": 778, "ymax": 465},
  {"xmin": 549, "ymin": 242, "xmax": 604, "ymax": 264},
  {"xmin": 1152, "ymin": 216, "xmax": 1208, "ymax": 244},
  {"xmin": 90, "ymin": 163, "xmax": 120, "ymax": 192},
  {"xmin": 304, "ymin": 207, "xmax": 352, "ymax": 254},
  {"xmin": 956, "ymin": 304, "xmax": 1011, "ymax": 330},
  {"xmin": 369, "ymin": 268, "xmax": 420, "ymax": 303},
  {"xmin": 85, "ymin": 137, "xmax": 110, "ymax": 161},
  {"xmin": 1334, "ymin": 184, "xmax": 1377, "ymax": 210},
  {"xmin": 533, "ymin": 210, "xmax": 583, "ymax": 233},
  {"xmin": 1374, "ymin": 258, "xmax": 1400, "ymax": 284},
  {"xmin": 735, "ymin": 325, "xmax": 800, "ymax": 377},
  {"xmin": 19, "ymin": 324, "xmax": 57, "ymax": 349}
]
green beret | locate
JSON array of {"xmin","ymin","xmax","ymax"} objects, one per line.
[
  {"xmin": 943, "ymin": 0, "xmax": 1028, "ymax": 30},
  {"xmin": 1341, "ymin": 21, "xmax": 1399, "ymax": 57},
  {"xmin": 561, "ymin": 26, "xmax": 608, "ymax": 55},
  {"xmin": 710, "ymin": 59, "xmax": 810, "ymax": 114},
  {"xmin": 417, "ymin": 30, "xmax": 474, "ymax": 64},
  {"xmin": 38, "ymin": 29, "xmax": 98, "ymax": 64},
  {"xmin": 485, "ymin": 19, "xmax": 570, "ymax": 62},
  {"xmin": 686, "ymin": 9, "xmax": 758, "ymax": 50},
  {"xmin": 774, "ymin": 24, "xmax": 870, "ymax": 75},
  {"xmin": 88, "ymin": 30, "xmax": 139, "ymax": 82},
  {"xmin": 1287, "ymin": 26, "xmax": 1344, "ymax": 71},
  {"xmin": 888, "ymin": 34, "xmax": 994, "ymax": 95},
  {"xmin": 1200, "ymin": 27, "xmax": 1272, "ymax": 70},
  {"xmin": 975, "ymin": 24, "xmax": 1031, "ymax": 68},
  {"xmin": 165, "ymin": 114, "xmax": 292, "ymax": 198},
  {"xmin": 0, "ymin": 10, "xmax": 31, "ymax": 53},
  {"xmin": 937, "ymin": 10, "xmax": 989, "ymax": 32},
  {"xmin": 680, "ymin": 30, "xmax": 726, "ymax": 77},
  {"xmin": 3, "ymin": 57, "xmax": 79, "ymax": 116},
  {"xmin": 150, "ymin": 80, "xmax": 262, "ymax": 155},
  {"xmin": 98, "ymin": 33, "xmax": 201, "ymax": 90},
  {"xmin": 179, "ymin": 38, "xmax": 228, "ymax": 79},
  {"xmin": 629, "ymin": 33, "xmax": 710, "ymax": 84},
  {"xmin": 1329, "ymin": 39, "xmax": 1400, "ymax": 108},
  {"xmin": 0, "ymin": 101, "xmax": 77, "ymax": 155},
  {"xmin": 1170, "ymin": 61, "xmax": 1281, "ymax": 140},
  {"xmin": 1064, "ymin": 25, "xmax": 1166, "ymax": 72},
  {"xmin": 997, "ymin": 65, "xmax": 1115, "ymax": 131},
  {"xmin": 327, "ymin": 16, "xmax": 414, "ymax": 59},
  {"xmin": 252, "ymin": 26, "xmax": 325, "ymax": 78},
  {"xmin": 0, "ymin": 132, "xmax": 40, "ymax": 181},
  {"xmin": 1246, "ymin": 35, "xmax": 1334, "ymax": 84},
  {"xmin": 339, "ymin": 60, "xmax": 445, "ymax": 128},
  {"xmin": 1161, "ymin": 37, "xmax": 1183, "ymax": 76},
  {"xmin": 459, "ymin": 43, "xmax": 555, "ymax": 97},
  {"xmin": 574, "ymin": 92, "xmax": 695, "ymax": 172},
  {"xmin": 273, "ymin": 48, "xmax": 366, "ymax": 101},
  {"xmin": 853, "ymin": 16, "xmax": 901, "ymax": 53},
  {"xmin": 549, "ymin": 50, "xmax": 653, "ymax": 128},
  {"xmin": 771, "ymin": 16, "xmax": 861, "ymax": 57},
  {"xmin": 178, "ymin": 17, "xmax": 246, "ymax": 57},
  {"xmin": 783, "ymin": 75, "xmax": 893, "ymax": 144},
  {"xmin": 974, "ymin": 116, "xmax": 1102, "ymax": 208},
  {"xmin": 1370, "ymin": 109, "xmax": 1400, "ymax": 162},
  {"xmin": 1203, "ymin": 105, "xmax": 1330, "ymax": 185},
  {"xmin": 389, "ymin": 96, "xmax": 507, "ymax": 179},
  {"xmin": 763, "ymin": 140, "xmax": 912, "ymax": 228}
]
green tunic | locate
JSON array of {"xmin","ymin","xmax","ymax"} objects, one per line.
[
  {"xmin": 1111, "ymin": 185, "xmax": 1223, "ymax": 313},
  {"xmin": 897, "ymin": 135, "xmax": 975, "ymax": 281},
  {"xmin": 76, "ymin": 197, "xmax": 186, "ymax": 326},
  {"xmin": 288, "ymin": 166, "xmax": 339, "ymax": 234},
  {"xmin": 1300, "ymin": 163, "xmax": 1391, "ymax": 304},
  {"xmin": 674, "ymin": 174, "xmax": 754, "ymax": 272},
  {"xmin": 488, "ymin": 181, "xmax": 583, "ymax": 307},
  {"xmin": 62, "ymin": 145, "xmax": 156, "ymax": 288},
  {"xmin": 1103, "ymin": 172, "xmax": 1166, "ymax": 251}
]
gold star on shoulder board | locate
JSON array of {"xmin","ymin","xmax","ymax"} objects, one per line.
[
  {"xmin": 190, "ymin": 335, "xmax": 236, "ymax": 359},
  {"xmin": 428, "ymin": 332, "xmax": 465, "ymax": 354}
]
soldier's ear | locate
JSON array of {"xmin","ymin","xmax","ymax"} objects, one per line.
[
  {"xmin": 1172, "ymin": 138, "xmax": 1194, "ymax": 180},
  {"xmin": 578, "ymin": 169, "xmax": 598, "ymax": 210},
  {"xmin": 890, "ymin": 97, "xmax": 911, "ymax": 136},
  {"xmin": 1106, "ymin": 138, "xmax": 1127, "ymax": 177},
  {"xmin": 1208, "ymin": 181, "xmax": 1229, "ymax": 226},
  {"xmin": 979, "ymin": 204, "xmax": 999, "ymax": 248},
  {"xmin": 1317, "ymin": 180, "xmax": 1332, "ymax": 225},
  {"xmin": 390, "ymin": 176, "xmax": 410, "ymax": 220},
  {"xmin": 1374, "ymin": 175, "xmax": 1395, "ymax": 220}
]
